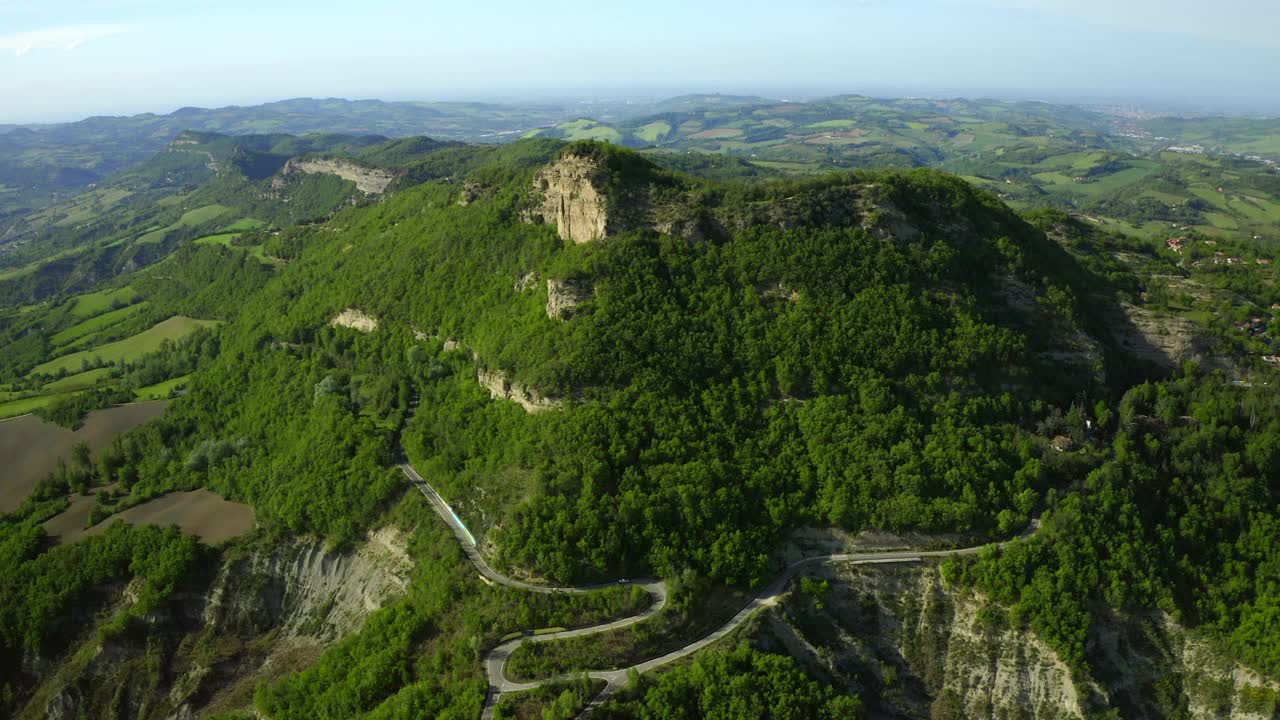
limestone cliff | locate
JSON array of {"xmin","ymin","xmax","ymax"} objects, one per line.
[
  {"xmin": 281, "ymin": 157, "xmax": 396, "ymax": 194},
  {"xmin": 760, "ymin": 562, "xmax": 1084, "ymax": 719},
  {"xmin": 330, "ymin": 307, "xmax": 378, "ymax": 332},
  {"xmin": 477, "ymin": 369, "xmax": 561, "ymax": 413},
  {"xmin": 534, "ymin": 153, "xmax": 612, "ymax": 243},
  {"xmin": 545, "ymin": 278, "xmax": 594, "ymax": 320}
]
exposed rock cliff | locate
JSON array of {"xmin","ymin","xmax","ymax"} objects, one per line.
[
  {"xmin": 1089, "ymin": 610, "xmax": 1280, "ymax": 720},
  {"xmin": 22, "ymin": 528, "xmax": 412, "ymax": 720},
  {"xmin": 758, "ymin": 562, "xmax": 1280, "ymax": 720},
  {"xmin": 514, "ymin": 271, "xmax": 541, "ymax": 292},
  {"xmin": 534, "ymin": 153, "xmax": 612, "ymax": 243},
  {"xmin": 526, "ymin": 148, "xmax": 993, "ymax": 248},
  {"xmin": 281, "ymin": 157, "xmax": 396, "ymax": 194},
  {"xmin": 760, "ymin": 562, "xmax": 1084, "ymax": 720},
  {"xmin": 545, "ymin": 278, "xmax": 594, "ymax": 320},
  {"xmin": 477, "ymin": 369, "xmax": 561, "ymax": 413},
  {"xmin": 331, "ymin": 308, "xmax": 378, "ymax": 332},
  {"xmin": 201, "ymin": 527, "xmax": 410, "ymax": 641}
]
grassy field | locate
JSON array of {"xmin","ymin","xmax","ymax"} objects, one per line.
[
  {"xmin": 137, "ymin": 204, "xmax": 235, "ymax": 243},
  {"xmin": 20, "ymin": 187, "xmax": 133, "ymax": 230},
  {"xmin": 807, "ymin": 118, "xmax": 857, "ymax": 129},
  {"xmin": 43, "ymin": 367, "xmax": 114, "ymax": 392},
  {"xmin": 134, "ymin": 374, "xmax": 191, "ymax": 400},
  {"xmin": 193, "ymin": 232, "xmax": 276, "ymax": 264},
  {"xmin": 51, "ymin": 301, "xmax": 148, "ymax": 346},
  {"xmin": 32, "ymin": 316, "xmax": 222, "ymax": 376},
  {"xmin": 551, "ymin": 119, "xmax": 625, "ymax": 143},
  {"xmin": 634, "ymin": 121, "xmax": 672, "ymax": 143},
  {"xmin": 0, "ymin": 247, "xmax": 84, "ymax": 281},
  {"xmin": 0, "ymin": 392, "xmax": 80, "ymax": 420},
  {"xmin": 220, "ymin": 217, "xmax": 265, "ymax": 232},
  {"xmin": 69, "ymin": 286, "xmax": 139, "ymax": 318}
]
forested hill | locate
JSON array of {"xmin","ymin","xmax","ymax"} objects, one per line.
[
  {"xmin": 84, "ymin": 140, "xmax": 1129, "ymax": 583},
  {"xmin": 4, "ymin": 138, "xmax": 1279, "ymax": 718}
]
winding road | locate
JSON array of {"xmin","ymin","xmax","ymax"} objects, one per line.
[{"xmin": 398, "ymin": 462, "xmax": 1031, "ymax": 719}]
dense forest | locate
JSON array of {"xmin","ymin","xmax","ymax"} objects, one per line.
[
  {"xmin": 47, "ymin": 143, "xmax": 1107, "ymax": 585},
  {"xmin": 951, "ymin": 370, "xmax": 1280, "ymax": 677}
]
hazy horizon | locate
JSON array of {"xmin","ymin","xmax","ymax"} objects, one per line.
[{"xmin": 3, "ymin": 0, "xmax": 1279, "ymax": 124}]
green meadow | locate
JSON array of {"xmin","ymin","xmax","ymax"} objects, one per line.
[
  {"xmin": 134, "ymin": 374, "xmax": 192, "ymax": 400},
  {"xmin": 32, "ymin": 316, "xmax": 222, "ymax": 377},
  {"xmin": 67, "ymin": 287, "xmax": 139, "ymax": 318},
  {"xmin": 51, "ymin": 302, "xmax": 148, "ymax": 346}
]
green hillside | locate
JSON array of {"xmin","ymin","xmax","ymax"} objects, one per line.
[{"xmin": 1, "ymin": 137, "xmax": 1278, "ymax": 720}]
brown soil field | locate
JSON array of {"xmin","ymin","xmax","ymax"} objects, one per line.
[
  {"xmin": 46, "ymin": 489, "xmax": 256, "ymax": 545},
  {"xmin": 40, "ymin": 489, "xmax": 107, "ymax": 541},
  {"xmin": 0, "ymin": 401, "xmax": 168, "ymax": 512}
]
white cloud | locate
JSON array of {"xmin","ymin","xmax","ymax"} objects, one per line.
[{"xmin": 0, "ymin": 24, "xmax": 130, "ymax": 56}]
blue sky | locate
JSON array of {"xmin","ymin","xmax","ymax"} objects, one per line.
[{"xmin": 1, "ymin": 0, "xmax": 1277, "ymax": 122}]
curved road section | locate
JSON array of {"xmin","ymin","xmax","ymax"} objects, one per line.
[{"xmin": 398, "ymin": 462, "xmax": 1030, "ymax": 719}]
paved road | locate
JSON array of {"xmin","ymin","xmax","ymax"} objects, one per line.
[{"xmin": 398, "ymin": 462, "xmax": 1031, "ymax": 719}]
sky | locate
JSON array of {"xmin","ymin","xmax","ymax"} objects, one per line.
[{"xmin": 1, "ymin": 0, "xmax": 1278, "ymax": 123}]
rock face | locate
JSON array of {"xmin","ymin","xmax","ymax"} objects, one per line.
[
  {"xmin": 545, "ymin": 278, "xmax": 593, "ymax": 320},
  {"xmin": 202, "ymin": 527, "xmax": 411, "ymax": 641},
  {"xmin": 458, "ymin": 179, "xmax": 485, "ymax": 206},
  {"xmin": 24, "ymin": 528, "xmax": 412, "ymax": 720},
  {"xmin": 1089, "ymin": 611, "xmax": 1280, "ymax": 720},
  {"xmin": 282, "ymin": 157, "xmax": 396, "ymax": 194},
  {"xmin": 759, "ymin": 562, "xmax": 1280, "ymax": 720},
  {"xmin": 477, "ymin": 369, "xmax": 561, "ymax": 413},
  {"xmin": 534, "ymin": 153, "xmax": 611, "ymax": 243},
  {"xmin": 331, "ymin": 308, "xmax": 378, "ymax": 332},
  {"xmin": 762, "ymin": 563, "xmax": 1084, "ymax": 720},
  {"xmin": 1108, "ymin": 302, "xmax": 1209, "ymax": 369}
]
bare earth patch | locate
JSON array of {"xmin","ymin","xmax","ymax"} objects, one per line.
[
  {"xmin": 40, "ymin": 490, "xmax": 106, "ymax": 540},
  {"xmin": 45, "ymin": 489, "xmax": 256, "ymax": 545},
  {"xmin": 0, "ymin": 401, "xmax": 167, "ymax": 512}
]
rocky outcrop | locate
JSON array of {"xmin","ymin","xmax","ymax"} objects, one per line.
[
  {"xmin": 1108, "ymin": 302, "xmax": 1210, "ymax": 369},
  {"xmin": 281, "ymin": 157, "xmax": 396, "ymax": 194},
  {"xmin": 994, "ymin": 275, "xmax": 1104, "ymax": 375},
  {"xmin": 758, "ymin": 562, "xmax": 1280, "ymax": 720},
  {"xmin": 23, "ymin": 528, "xmax": 412, "ymax": 720},
  {"xmin": 545, "ymin": 278, "xmax": 593, "ymax": 320},
  {"xmin": 528, "ymin": 152, "xmax": 952, "ymax": 247},
  {"xmin": 514, "ymin": 271, "xmax": 541, "ymax": 292},
  {"xmin": 760, "ymin": 280, "xmax": 800, "ymax": 304},
  {"xmin": 761, "ymin": 563, "xmax": 1084, "ymax": 719},
  {"xmin": 534, "ymin": 154, "xmax": 612, "ymax": 243},
  {"xmin": 1089, "ymin": 611, "xmax": 1280, "ymax": 720},
  {"xmin": 331, "ymin": 308, "xmax": 378, "ymax": 332},
  {"xmin": 458, "ymin": 179, "xmax": 486, "ymax": 206},
  {"xmin": 201, "ymin": 527, "xmax": 411, "ymax": 641},
  {"xmin": 477, "ymin": 369, "xmax": 561, "ymax": 413}
]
